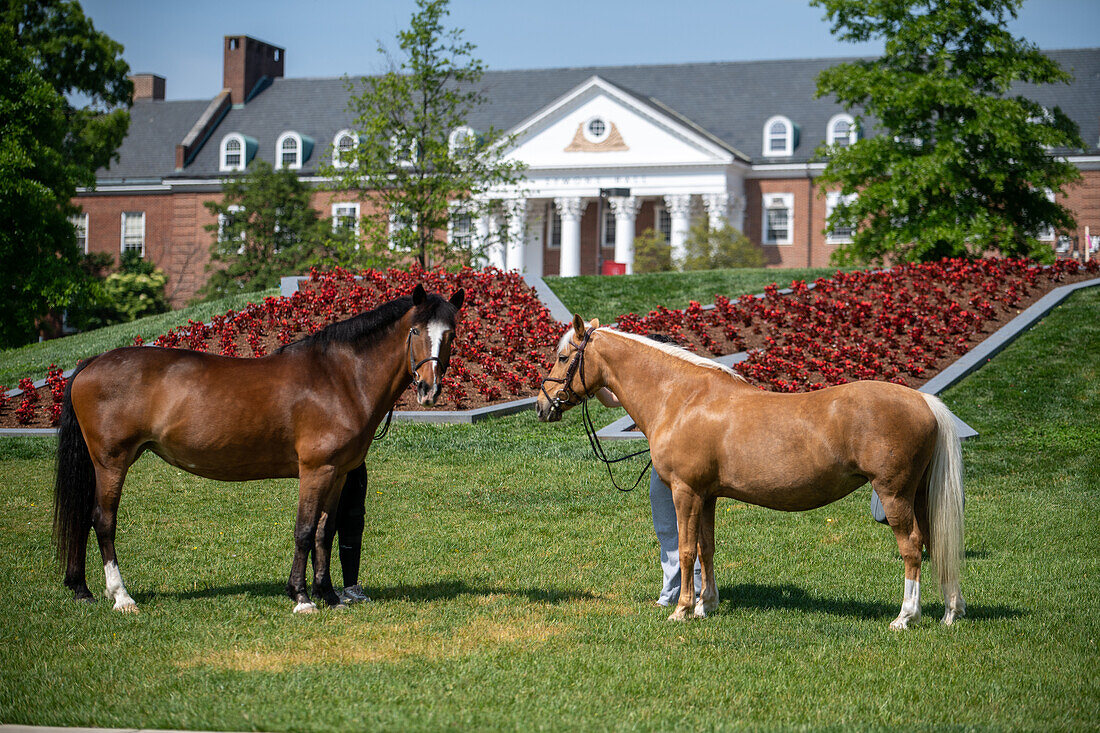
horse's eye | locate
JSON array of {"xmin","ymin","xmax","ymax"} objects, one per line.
[
  {"xmin": 558, "ymin": 354, "xmax": 568, "ymax": 362},
  {"xmin": 411, "ymin": 328, "xmax": 420, "ymax": 336}
]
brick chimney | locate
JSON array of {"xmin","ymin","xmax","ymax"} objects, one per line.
[
  {"xmin": 223, "ymin": 35, "xmax": 284, "ymax": 105},
  {"xmin": 129, "ymin": 73, "xmax": 165, "ymax": 102}
]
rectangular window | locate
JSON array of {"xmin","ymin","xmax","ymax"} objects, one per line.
[
  {"xmin": 450, "ymin": 212, "xmax": 472, "ymax": 250},
  {"xmin": 388, "ymin": 204, "xmax": 415, "ymax": 249},
  {"xmin": 825, "ymin": 192, "xmax": 856, "ymax": 244},
  {"xmin": 69, "ymin": 213, "xmax": 88, "ymax": 253},
  {"xmin": 120, "ymin": 211, "xmax": 145, "ymax": 257},
  {"xmin": 547, "ymin": 205, "xmax": 561, "ymax": 249},
  {"xmin": 602, "ymin": 207, "xmax": 616, "ymax": 248},
  {"xmin": 657, "ymin": 206, "xmax": 672, "ymax": 245},
  {"xmin": 762, "ymin": 194, "xmax": 793, "ymax": 245},
  {"xmin": 331, "ymin": 202, "xmax": 360, "ymax": 235}
]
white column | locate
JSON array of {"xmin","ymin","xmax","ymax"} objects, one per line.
[
  {"xmin": 504, "ymin": 199, "xmax": 527, "ymax": 272},
  {"xmin": 486, "ymin": 210, "xmax": 505, "ymax": 270},
  {"xmin": 474, "ymin": 213, "xmax": 491, "ymax": 268},
  {"xmin": 608, "ymin": 196, "xmax": 640, "ymax": 274},
  {"xmin": 664, "ymin": 194, "xmax": 693, "ymax": 266},
  {"xmin": 525, "ymin": 205, "xmax": 545, "ymax": 278},
  {"xmin": 703, "ymin": 193, "xmax": 729, "ymax": 230},
  {"xmin": 555, "ymin": 196, "xmax": 584, "ymax": 277}
]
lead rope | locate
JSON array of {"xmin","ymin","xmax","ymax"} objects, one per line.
[{"xmin": 576, "ymin": 330, "xmax": 652, "ymax": 492}]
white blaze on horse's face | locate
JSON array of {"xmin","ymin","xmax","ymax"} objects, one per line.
[{"xmin": 414, "ymin": 319, "xmax": 453, "ymax": 406}]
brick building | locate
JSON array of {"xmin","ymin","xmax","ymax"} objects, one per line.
[{"xmin": 74, "ymin": 36, "xmax": 1100, "ymax": 304}]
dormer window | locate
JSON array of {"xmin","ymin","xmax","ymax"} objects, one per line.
[
  {"xmin": 220, "ymin": 133, "xmax": 247, "ymax": 172},
  {"xmin": 449, "ymin": 126, "xmax": 475, "ymax": 155},
  {"xmin": 333, "ymin": 130, "xmax": 358, "ymax": 168},
  {"xmin": 827, "ymin": 114, "xmax": 857, "ymax": 148},
  {"xmin": 763, "ymin": 116, "xmax": 795, "ymax": 157},
  {"xmin": 276, "ymin": 131, "xmax": 302, "ymax": 169}
]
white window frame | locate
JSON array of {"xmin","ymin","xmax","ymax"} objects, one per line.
[
  {"xmin": 448, "ymin": 209, "xmax": 473, "ymax": 250},
  {"xmin": 1038, "ymin": 189, "xmax": 1057, "ymax": 241},
  {"xmin": 825, "ymin": 192, "xmax": 857, "ymax": 244},
  {"xmin": 69, "ymin": 212, "xmax": 89, "ymax": 254},
  {"xmin": 827, "ymin": 113, "xmax": 857, "ymax": 148},
  {"xmin": 332, "ymin": 129, "xmax": 358, "ymax": 169},
  {"xmin": 583, "ymin": 116, "xmax": 610, "ymax": 144},
  {"xmin": 763, "ymin": 115, "xmax": 794, "ymax": 157},
  {"xmin": 655, "ymin": 204, "xmax": 672, "ymax": 245},
  {"xmin": 276, "ymin": 131, "xmax": 303, "ymax": 170},
  {"xmin": 601, "ymin": 206, "xmax": 616, "ymax": 248},
  {"xmin": 762, "ymin": 193, "xmax": 794, "ymax": 245},
  {"xmin": 120, "ymin": 211, "xmax": 146, "ymax": 257},
  {"xmin": 220, "ymin": 133, "xmax": 246, "ymax": 172},
  {"xmin": 546, "ymin": 204, "xmax": 562, "ymax": 249},
  {"xmin": 448, "ymin": 126, "xmax": 475, "ymax": 155},
  {"xmin": 217, "ymin": 204, "xmax": 246, "ymax": 253},
  {"xmin": 331, "ymin": 202, "xmax": 360, "ymax": 235}
]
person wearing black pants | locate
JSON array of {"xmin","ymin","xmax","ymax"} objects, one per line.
[{"xmin": 335, "ymin": 462, "xmax": 371, "ymax": 604}]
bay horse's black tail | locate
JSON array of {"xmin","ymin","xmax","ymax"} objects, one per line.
[{"xmin": 53, "ymin": 358, "xmax": 97, "ymax": 593}]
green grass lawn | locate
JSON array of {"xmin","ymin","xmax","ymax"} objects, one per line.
[
  {"xmin": 546, "ymin": 266, "xmax": 841, "ymax": 323},
  {"xmin": 0, "ymin": 289, "xmax": 1097, "ymax": 730},
  {"xmin": 0, "ymin": 288, "xmax": 278, "ymax": 388}
]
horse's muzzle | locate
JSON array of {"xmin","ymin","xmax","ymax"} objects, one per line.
[
  {"xmin": 536, "ymin": 399, "xmax": 562, "ymax": 423},
  {"xmin": 416, "ymin": 379, "xmax": 442, "ymax": 406}
]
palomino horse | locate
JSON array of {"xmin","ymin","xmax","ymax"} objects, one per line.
[
  {"xmin": 536, "ymin": 315, "xmax": 965, "ymax": 630},
  {"xmin": 54, "ymin": 285, "xmax": 464, "ymax": 614}
]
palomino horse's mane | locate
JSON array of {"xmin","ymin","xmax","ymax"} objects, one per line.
[
  {"xmin": 279, "ymin": 294, "xmax": 456, "ymax": 354},
  {"xmin": 559, "ymin": 327, "xmax": 747, "ymax": 382}
]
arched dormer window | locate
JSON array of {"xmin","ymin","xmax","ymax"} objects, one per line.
[
  {"xmin": 827, "ymin": 114, "xmax": 857, "ymax": 148},
  {"xmin": 220, "ymin": 133, "xmax": 247, "ymax": 172},
  {"xmin": 276, "ymin": 131, "xmax": 302, "ymax": 170},
  {"xmin": 763, "ymin": 115, "xmax": 796, "ymax": 157},
  {"xmin": 449, "ymin": 126, "xmax": 475, "ymax": 155},
  {"xmin": 332, "ymin": 129, "xmax": 358, "ymax": 168}
]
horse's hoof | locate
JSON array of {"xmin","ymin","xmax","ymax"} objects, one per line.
[
  {"xmin": 293, "ymin": 601, "xmax": 318, "ymax": 614},
  {"xmin": 889, "ymin": 617, "xmax": 910, "ymax": 630},
  {"xmin": 667, "ymin": 607, "xmax": 693, "ymax": 622},
  {"xmin": 114, "ymin": 601, "xmax": 139, "ymax": 614},
  {"xmin": 693, "ymin": 603, "xmax": 708, "ymax": 619},
  {"xmin": 73, "ymin": 594, "xmax": 95, "ymax": 605}
]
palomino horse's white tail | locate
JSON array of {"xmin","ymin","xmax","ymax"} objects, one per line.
[{"xmin": 920, "ymin": 393, "xmax": 966, "ymax": 624}]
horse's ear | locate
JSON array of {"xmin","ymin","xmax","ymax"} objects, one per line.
[
  {"xmin": 449, "ymin": 289, "xmax": 465, "ymax": 309},
  {"xmin": 572, "ymin": 314, "xmax": 585, "ymax": 335},
  {"xmin": 412, "ymin": 284, "xmax": 426, "ymax": 305},
  {"xmin": 590, "ymin": 318, "xmax": 600, "ymax": 329}
]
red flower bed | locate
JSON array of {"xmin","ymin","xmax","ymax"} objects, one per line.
[
  {"xmin": 614, "ymin": 258, "xmax": 1099, "ymax": 392},
  {"xmin": 2, "ymin": 258, "xmax": 1097, "ymax": 428},
  {"xmin": 1, "ymin": 266, "xmax": 565, "ymax": 427}
]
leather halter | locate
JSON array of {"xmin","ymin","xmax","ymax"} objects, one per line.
[
  {"xmin": 539, "ymin": 326, "xmax": 598, "ymax": 415},
  {"xmin": 407, "ymin": 328, "xmax": 442, "ymax": 390}
]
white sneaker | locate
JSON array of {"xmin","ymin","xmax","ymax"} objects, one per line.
[{"xmin": 337, "ymin": 584, "xmax": 371, "ymax": 604}]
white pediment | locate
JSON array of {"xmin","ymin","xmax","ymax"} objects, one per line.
[{"xmin": 501, "ymin": 76, "xmax": 741, "ymax": 170}]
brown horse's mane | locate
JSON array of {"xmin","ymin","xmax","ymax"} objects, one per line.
[{"xmin": 278, "ymin": 294, "xmax": 455, "ymax": 354}]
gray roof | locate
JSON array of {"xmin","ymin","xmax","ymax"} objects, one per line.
[{"xmin": 97, "ymin": 48, "xmax": 1100, "ymax": 183}]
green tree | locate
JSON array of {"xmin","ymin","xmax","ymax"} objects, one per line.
[
  {"xmin": 812, "ymin": 0, "xmax": 1084, "ymax": 265},
  {"xmin": 632, "ymin": 229, "xmax": 672, "ymax": 273},
  {"xmin": 201, "ymin": 160, "xmax": 330, "ymax": 299},
  {"xmin": 0, "ymin": 0, "xmax": 131, "ymax": 347},
  {"xmin": 682, "ymin": 219, "xmax": 765, "ymax": 270},
  {"xmin": 333, "ymin": 0, "xmax": 525, "ymax": 269}
]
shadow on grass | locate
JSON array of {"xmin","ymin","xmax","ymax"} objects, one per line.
[
  {"xmin": 165, "ymin": 579, "xmax": 597, "ymax": 605},
  {"xmin": 717, "ymin": 582, "xmax": 1026, "ymax": 622}
]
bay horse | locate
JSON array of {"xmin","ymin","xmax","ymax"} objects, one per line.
[
  {"xmin": 53, "ymin": 284, "xmax": 464, "ymax": 614},
  {"xmin": 536, "ymin": 315, "xmax": 965, "ymax": 630}
]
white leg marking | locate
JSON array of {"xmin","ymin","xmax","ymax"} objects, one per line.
[
  {"xmin": 293, "ymin": 601, "xmax": 319, "ymax": 614},
  {"xmin": 104, "ymin": 560, "xmax": 138, "ymax": 613},
  {"xmin": 890, "ymin": 578, "xmax": 920, "ymax": 630}
]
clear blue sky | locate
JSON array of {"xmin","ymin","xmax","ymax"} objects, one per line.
[{"xmin": 80, "ymin": 0, "xmax": 1100, "ymax": 101}]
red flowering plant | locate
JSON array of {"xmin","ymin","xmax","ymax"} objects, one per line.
[{"xmin": 611, "ymin": 258, "xmax": 1098, "ymax": 393}]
